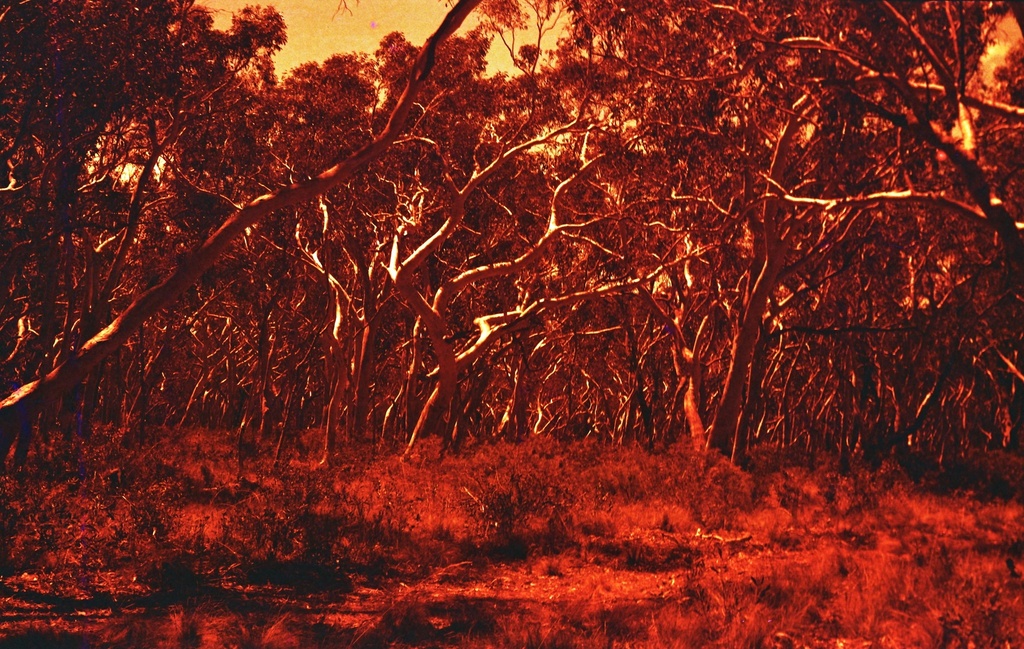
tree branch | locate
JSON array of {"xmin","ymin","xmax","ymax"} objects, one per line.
[{"xmin": 0, "ymin": 0, "xmax": 484, "ymax": 467}]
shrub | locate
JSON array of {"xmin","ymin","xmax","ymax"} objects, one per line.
[
  {"xmin": 463, "ymin": 443, "xmax": 575, "ymax": 557},
  {"xmin": 941, "ymin": 449, "xmax": 1024, "ymax": 501},
  {"xmin": 692, "ymin": 456, "xmax": 755, "ymax": 531},
  {"xmin": 0, "ymin": 628, "xmax": 87, "ymax": 649}
]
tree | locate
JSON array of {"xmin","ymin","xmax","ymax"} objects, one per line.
[
  {"xmin": 0, "ymin": 0, "xmax": 484, "ymax": 469},
  {"xmin": 560, "ymin": 0, "xmax": 1024, "ymax": 461},
  {"xmin": 4, "ymin": 0, "xmax": 1020, "ymax": 469}
]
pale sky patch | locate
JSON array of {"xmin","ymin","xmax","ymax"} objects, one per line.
[
  {"xmin": 981, "ymin": 12, "xmax": 1024, "ymax": 91},
  {"xmin": 200, "ymin": 0, "xmax": 526, "ymax": 77}
]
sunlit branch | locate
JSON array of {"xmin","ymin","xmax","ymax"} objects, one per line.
[
  {"xmin": 432, "ymin": 152, "xmax": 605, "ymax": 318},
  {"xmin": 445, "ymin": 266, "xmax": 666, "ymax": 375},
  {"xmin": 995, "ymin": 349, "xmax": 1024, "ymax": 384},
  {"xmin": 779, "ymin": 190, "xmax": 990, "ymax": 230},
  {"xmin": 390, "ymin": 118, "xmax": 581, "ymax": 281},
  {"xmin": 906, "ymin": 80, "xmax": 1024, "ymax": 122},
  {"xmin": 0, "ymin": 0, "xmax": 485, "ymax": 457}
]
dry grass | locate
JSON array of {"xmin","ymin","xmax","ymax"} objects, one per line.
[{"xmin": 1, "ymin": 429, "xmax": 1022, "ymax": 647}]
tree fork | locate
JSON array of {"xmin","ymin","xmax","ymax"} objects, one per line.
[
  {"xmin": 709, "ymin": 102, "xmax": 808, "ymax": 462},
  {"xmin": 0, "ymin": 0, "xmax": 483, "ymax": 470}
]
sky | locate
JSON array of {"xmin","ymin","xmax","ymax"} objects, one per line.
[
  {"xmin": 200, "ymin": 1, "xmax": 1022, "ymax": 84},
  {"xmin": 984, "ymin": 12, "xmax": 1024, "ymax": 88},
  {"xmin": 200, "ymin": 0, "xmax": 519, "ymax": 77}
]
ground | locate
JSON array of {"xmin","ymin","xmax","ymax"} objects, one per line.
[{"xmin": 0, "ymin": 430, "xmax": 1022, "ymax": 647}]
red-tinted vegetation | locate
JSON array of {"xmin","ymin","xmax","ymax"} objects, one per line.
[
  {"xmin": 1, "ymin": 0, "xmax": 1024, "ymax": 645},
  {"xmin": 2, "ymin": 430, "xmax": 1024, "ymax": 647}
]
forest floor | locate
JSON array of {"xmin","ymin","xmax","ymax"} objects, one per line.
[{"xmin": 1, "ymin": 429, "xmax": 1023, "ymax": 648}]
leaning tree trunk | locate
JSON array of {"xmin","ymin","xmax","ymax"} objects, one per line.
[
  {"xmin": 0, "ymin": 0, "xmax": 483, "ymax": 470},
  {"xmin": 708, "ymin": 102, "xmax": 807, "ymax": 463},
  {"xmin": 709, "ymin": 252, "xmax": 785, "ymax": 462}
]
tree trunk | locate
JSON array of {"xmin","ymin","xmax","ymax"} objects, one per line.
[
  {"xmin": 0, "ymin": 0, "xmax": 483, "ymax": 470},
  {"xmin": 346, "ymin": 256, "xmax": 379, "ymax": 442},
  {"xmin": 322, "ymin": 334, "xmax": 349, "ymax": 464},
  {"xmin": 708, "ymin": 104, "xmax": 806, "ymax": 462},
  {"xmin": 709, "ymin": 251, "xmax": 785, "ymax": 461},
  {"xmin": 349, "ymin": 318, "xmax": 376, "ymax": 441},
  {"xmin": 405, "ymin": 338, "xmax": 457, "ymax": 453}
]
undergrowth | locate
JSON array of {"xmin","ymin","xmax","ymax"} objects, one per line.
[{"xmin": 1, "ymin": 427, "xmax": 1022, "ymax": 647}]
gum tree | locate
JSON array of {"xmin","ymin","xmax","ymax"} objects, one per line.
[{"xmin": 0, "ymin": 0, "xmax": 484, "ymax": 469}]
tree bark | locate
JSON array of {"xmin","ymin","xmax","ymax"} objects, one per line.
[
  {"xmin": 709, "ymin": 251, "xmax": 786, "ymax": 461},
  {"xmin": 708, "ymin": 104, "xmax": 806, "ymax": 462}
]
